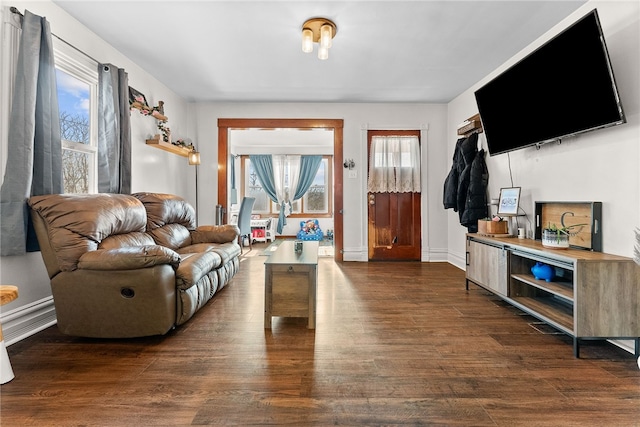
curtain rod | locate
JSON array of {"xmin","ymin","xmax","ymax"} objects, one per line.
[{"xmin": 10, "ymin": 6, "xmax": 101, "ymax": 66}]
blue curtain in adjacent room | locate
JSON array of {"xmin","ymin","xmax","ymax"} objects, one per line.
[
  {"xmin": 0, "ymin": 10, "xmax": 62, "ymax": 256},
  {"xmin": 249, "ymin": 154, "xmax": 287, "ymax": 233},
  {"xmin": 293, "ymin": 155, "xmax": 322, "ymax": 201},
  {"xmin": 97, "ymin": 63, "xmax": 131, "ymax": 193},
  {"xmin": 230, "ymin": 155, "xmax": 238, "ymax": 205}
]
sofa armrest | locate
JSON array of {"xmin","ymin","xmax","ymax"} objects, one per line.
[
  {"xmin": 191, "ymin": 224, "xmax": 240, "ymax": 244},
  {"xmin": 77, "ymin": 245, "xmax": 180, "ymax": 271}
]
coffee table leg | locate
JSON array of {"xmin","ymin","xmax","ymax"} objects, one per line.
[
  {"xmin": 264, "ymin": 267, "xmax": 272, "ymax": 328},
  {"xmin": 307, "ymin": 266, "xmax": 317, "ymax": 329}
]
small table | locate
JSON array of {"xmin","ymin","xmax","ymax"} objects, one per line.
[
  {"xmin": 264, "ymin": 241, "xmax": 319, "ymax": 329},
  {"xmin": 250, "ymin": 219, "xmax": 271, "ymax": 243}
]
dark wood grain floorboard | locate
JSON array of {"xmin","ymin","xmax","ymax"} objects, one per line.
[{"xmin": 2, "ymin": 254, "xmax": 638, "ymax": 426}]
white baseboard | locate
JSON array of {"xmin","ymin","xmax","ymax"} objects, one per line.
[
  {"xmin": 342, "ymin": 246, "xmax": 456, "ymax": 264},
  {"xmin": 1, "ymin": 297, "xmax": 57, "ymax": 346},
  {"xmin": 424, "ymin": 247, "xmax": 448, "ymax": 262},
  {"xmin": 342, "ymin": 247, "xmax": 368, "ymax": 262},
  {"xmin": 448, "ymin": 251, "xmax": 466, "ymax": 270}
]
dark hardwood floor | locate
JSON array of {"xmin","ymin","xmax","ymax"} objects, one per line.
[{"xmin": 2, "ymin": 249, "xmax": 639, "ymax": 426}]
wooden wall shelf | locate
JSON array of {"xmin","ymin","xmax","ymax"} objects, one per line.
[
  {"xmin": 457, "ymin": 113, "xmax": 483, "ymax": 137},
  {"xmin": 145, "ymin": 138, "xmax": 191, "ymax": 157}
]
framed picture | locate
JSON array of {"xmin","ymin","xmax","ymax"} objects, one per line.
[
  {"xmin": 128, "ymin": 87, "xmax": 149, "ymax": 110},
  {"xmin": 497, "ymin": 187, "xmax": 521, "ymax": 216}
]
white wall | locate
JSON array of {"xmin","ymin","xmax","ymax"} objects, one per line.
[
  {"xmin": 0, "ymin": 1, "xmax": 193, "ymax": 342},
  {"xmin": 447, "ymin": 1, "xmax": 640, "ymax": 268},
  {"xmin": 193, "ymin": 103, "xmax": 449, "ymax": 261}
]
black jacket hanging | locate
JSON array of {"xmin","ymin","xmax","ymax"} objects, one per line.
[
  {"xmin": 443, "ymin": 132, "xmax": 478, "ymax": 213},
  {"xmin": 461, "ymin": 148, "xmax": 489, "ymax": 231}
]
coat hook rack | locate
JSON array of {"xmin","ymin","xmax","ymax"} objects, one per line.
[
  {"xmin": 343, "ymin": 159, "xmax": 355, "ymax": 169},
  {"xmin": 457, "ymin": 113, "xmax": 483, "ymax": 137}
]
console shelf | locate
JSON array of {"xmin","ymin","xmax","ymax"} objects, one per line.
[
  {"xmin": 510, "ymin": 296, "xmax": 573, "ymax": 332},
  {"xmin": 510, "ymin": 274, "xmax": 573, "ymax": 301},
  {"xmin": 466, "ymin": 233, "xmax": 640, "ymax": 358}
]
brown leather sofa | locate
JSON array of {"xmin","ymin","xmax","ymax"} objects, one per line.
[{"xmin": 28, "ymin": 192, "xmax": 241, "ymax": 338}]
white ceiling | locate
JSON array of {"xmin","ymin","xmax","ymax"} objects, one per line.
[{"xmin": 52, "ymin": 0, "xmax": 587, "ymax": 103}]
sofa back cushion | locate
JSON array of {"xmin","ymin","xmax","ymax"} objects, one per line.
[
  {"xmin": 99, "ymin": 232, "xmax": 155, "ymax": 249},
  {"xmin": 133, "ymin": 192, "xmax": 195, "ymax": 250},
  {"xmin": 28, "ymin": 194, "xmax": 147, "ymax": 272}
]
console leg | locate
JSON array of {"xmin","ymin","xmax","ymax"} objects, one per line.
[{"xmin": 573, "ymin": 337, "xmax": 580, "ymax": 358}]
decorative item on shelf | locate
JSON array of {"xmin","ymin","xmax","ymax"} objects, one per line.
[
  {"xmin": 497, "ymin": 187, "xmax": 521, "ymax": 217},
  {"xmin": 541, "ymin": 222, "xmax": 587, "ymax": 249},
  {"xmin": 157, "ymin": 120, "xmax": 171, "ymax": 143},
  {"xmin": 531, "ymin": 262, "xmax": 555, "ymax": 282},
  {"xmin": 129, "ymin": 87, "xmax": 150, "ymax": 113},
  {"xmin": 129, "ymin": 88, "xmax": 168, "ymax": 121},
  {"xmin": 535, "ymin": 202, "xmax": 602, "ymax": 251},
  {"xmin": 477, "ymin": 216, "xmax": 508, "ymax": 235}
]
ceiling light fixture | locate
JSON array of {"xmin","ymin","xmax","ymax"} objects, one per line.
[{"xmin": 302, "ymin": 18, "xmax": 337, "ymax": 60}]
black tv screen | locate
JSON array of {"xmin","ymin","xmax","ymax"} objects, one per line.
[{"xmin": 475, "ymin": 9, "xmax": 625, "ymax": 156}]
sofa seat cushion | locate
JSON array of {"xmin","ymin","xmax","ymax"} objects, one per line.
[
  {"xmin": 177, "ymin": 243, "xmax": 221, "ymax": 255},
  {"xmin": 208, "ymin": 242, "xmax": 241, "ymax": 265},
  {"xmin": 175, "ymin": 252, "xmax": 222, "ymax": 290}
]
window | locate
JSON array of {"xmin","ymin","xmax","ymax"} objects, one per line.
[
  {"xmin": 241, "ymin": 156, "xmax": 332, "ymax": 217},
  {"xmin": 54, "ymin": 41, "xmax": 98, "ymax": 194},
  {"xmin": 243, "ymin": 157, "xmax": 270, "ymax": 213},
  {"xmin": 303, "ymin": 158, "xmax": 328, "ymax": 213}
]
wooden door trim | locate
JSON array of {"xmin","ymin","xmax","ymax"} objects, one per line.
[{"xmin": 217, "ymin": 118, "xmax": 344, "ymax": 262}]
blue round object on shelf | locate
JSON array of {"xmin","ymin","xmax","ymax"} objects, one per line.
[{"xmin": 531, "ymin": 262, "xmax": 554, "ymax": 282}]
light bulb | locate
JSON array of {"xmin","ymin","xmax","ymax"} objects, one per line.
[
  {"xmin": 188, "ymin": 151, "xmax": 201, "ymax": 165},
  {"xmin": 320, "ymin": 24, "xmax": 332, "ymax": 49},
  {"xmin": 318, "ymin": 45, "xmax": 329, "ymax": 60},
  {"xmin": 302, "ymin": 28, "xmax": 313, "ymax": 53}
]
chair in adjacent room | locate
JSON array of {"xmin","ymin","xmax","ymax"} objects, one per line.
[
  {"xmin": 236, "ymin": 196, "xmax": 255, "ymax": 254},
  {"xmin": 296, "ymin": 219, "xmax": 324, "ymax": 241}
]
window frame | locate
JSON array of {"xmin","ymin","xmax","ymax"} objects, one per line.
[
  {"xmin": 240, "ymin": 155, "xmax": 333, "ymax": 218},
  {"xmin": 53, "ymin": 39, "xmax": 99, "ymax": 194}
]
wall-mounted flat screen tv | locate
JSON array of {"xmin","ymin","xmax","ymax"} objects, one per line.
[{"xmin": 474, "ymin": 9, "xmax": 626, "ymax": 156}]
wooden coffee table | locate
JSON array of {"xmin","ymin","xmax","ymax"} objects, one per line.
[{"xmin": 264, "ymin": 241, "xmax": 319, "ymax": 329}]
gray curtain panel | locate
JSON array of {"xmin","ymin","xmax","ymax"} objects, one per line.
[
  {"xmin": 97, "ymin": 64, "xmax": 131, "ymax": 194},
  {"xmin": 0, "ymin": 10, "xmax": 62, "ymax": 256}
]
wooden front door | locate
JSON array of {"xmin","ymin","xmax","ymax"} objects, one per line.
[{"xmin": 367, "ymin": 130, "xmax": 421, "ymax": 261}]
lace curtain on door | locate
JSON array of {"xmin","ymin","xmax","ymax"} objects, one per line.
[{"xmin": 367, "ymin": 135, "xmax": 421, "ymax": 193}]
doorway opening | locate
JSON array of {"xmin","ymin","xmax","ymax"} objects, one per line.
[{"xmin": 217, "ymin": 118, "xmax": 344, "ymax": 262}]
